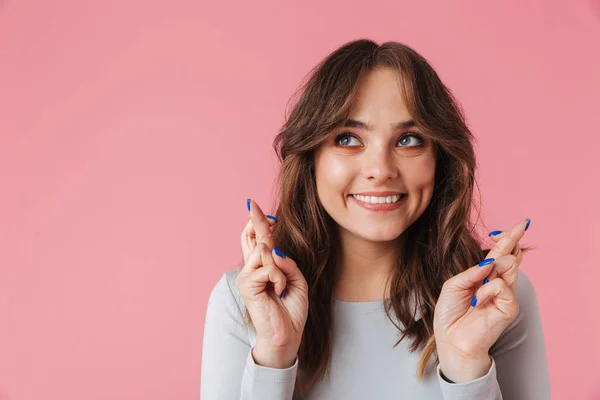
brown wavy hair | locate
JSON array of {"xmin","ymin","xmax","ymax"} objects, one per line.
[{"xmin": 243, "ymin": 38, "xmax": 532, "ymax": 398}]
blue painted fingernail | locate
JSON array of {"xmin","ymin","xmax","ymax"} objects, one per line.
[
  {"xmin": 247, "ymin": 199, "xmax": 251, "ymax": 211},
  {"xmin": 471, "ymin": 296, "xmax": 478, "ymax": 307},
  {"xmin": 479, "ymin": 258, "xmax": 495, "ymax": 267},
  {"xmin": 488, "ymin": 230, "xmax": 502, "ymax": 237},
  {"xmin": 483, "ymin": 277, "xmax": 489, "ymax": 285},
  {"xmin": 279, "ymin": 289, "xmax": 286, "ymax": 298},
  {"xmin": 266, "ymin": 215, "xmax": 278, "ymax": 223},
  {"xmin": 525, "ymin": 218, "xmax": 531, "ymax": 231},
  {"xmin": 273, "ymin": 248, "xmax": 286, "ymax": 258}
]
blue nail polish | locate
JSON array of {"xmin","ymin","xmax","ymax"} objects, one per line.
[
  {"xmin": 471, "ymin": 296, "xmax": 478, "ymax": 307},
  {"xmin": 479, "ymin": 258, "xmax": 495, "ymax": 267},
  {"xmin": 525, "ymin": 218, "xmax": 531, "ymax": 231},
  {"xmin": 247, "ymin": 199, "xmax": 251, "ymax": 211},
  {"xmin": 279, "ymin": 289, "xmax": 286, "ymax": 299},
  {"xmin": 266, "ymin": 215, "xmax": 278, "ymax": 223},
  {"xmin": 273, "ymin": 248, "xmax": 286, "ymax": 258},
  {"xmin": 488, "ymin": 230, "xmax": 502, "ymax": 237},
  {"xmin": 483, "ymin": 277, "xmax": 489, "ymax": 285}
]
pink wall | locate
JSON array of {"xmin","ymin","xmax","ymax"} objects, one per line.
[{"xmin": 1, "ymin": 0, "xmax": 599, "ymax": 399}]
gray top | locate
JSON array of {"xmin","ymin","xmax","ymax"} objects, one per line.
[{"xmin": 201, "ymin": 268, "xmax": 550, "ymax": 399}]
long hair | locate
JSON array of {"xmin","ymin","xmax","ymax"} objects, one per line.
[{"xmin": 243, "ymin": 39, "xmax": 532, "ymax": 398}]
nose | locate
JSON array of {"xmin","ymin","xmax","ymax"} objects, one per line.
[{"xmin": 360, "ymin": 145, "xmax": 398, "ymax": 183}]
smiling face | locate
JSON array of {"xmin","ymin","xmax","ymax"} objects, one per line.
[{"xmin": 314, "ymin": 67, "xmax": 437, "ymax": 245}]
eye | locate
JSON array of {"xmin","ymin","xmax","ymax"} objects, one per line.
[
  {"xmin": 398, "ymin": 133, "xmax": 425, "ymax": 147},
  {"xmin": 333, "ymin": 132, "xmax": 425, "ymax": 147},
  {"xmin": 334, "ymin": 134, "xmax": 361, "ymax": 147}
]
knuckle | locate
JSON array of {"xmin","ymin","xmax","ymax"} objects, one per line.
[
  {"xmin": 255, "ymin": 242, "xmax": 270, "ymax": 252},
  {"xmin": 500, "ymin": 235, "xmax": 515, "ymax": 247},
  {"xmin": 258, "ymin": 232, "xmax": 274, "ymax": 242},
  {"xmin": 247, "ymin": 244, "xmax": 260, "ymax": 258},
  {"xmin": 262, "ymin": 264, "xmax": 281, "ymax": 279}
]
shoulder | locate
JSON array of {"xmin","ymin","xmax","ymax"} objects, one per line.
[
  {"xmin": 207, "ymin": 267, "xmax": 246, "ymax": 316},
  {"xmin": 514, "ymin": 268, "xmax": 539, "ymax": 309},
  {"xmin": 210, "ymin": 267, "xmax": 243, "ymax": 296},
  {"xmin": 513, "ymin": 268, "xmax": 544, "ymax": 329},
  {"xmin": 203, "ymin": 268, "xmax": 256, "ymax": 351}
]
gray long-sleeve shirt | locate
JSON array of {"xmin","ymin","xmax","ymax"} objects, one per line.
[{"xmin": 201, "ymin": 268, "xmax": 550, "ymax": 399}]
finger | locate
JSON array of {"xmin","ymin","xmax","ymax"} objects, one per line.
[
  {"xmin": 488, "ymin": 229, "xmax": 504, "ymax": 239},
  {"xmin": 483, "ymin": 269, "xmax": 497, "ymax": 286},
  {"xmin": 247, "ymin": 199, "xmax": 275, "ymax": 248},
  {"xmin": 510, "ymin": 242, "xmax": 520, "ymax": 257},
  {"xmin": 484, "ymin": 235, "xmax": 523, "ymax": 285},
  {"xmin": 484, "ymin": 219, "xmax": 529, "ymax": 261},
  {"xmin": 488, "ymin": 231, "xmax": 522, "ymax": 256},
  {"xmin": 241, "ymin": 216, "xmax": 278, "ymax": 262},
  {"xmin": 487, "ymin": 218, "xmax": 530, "ymax": 242},
  {"xmin": 473, "ymin": 278, "xmax": 518, "ymax": 320},
  {"xmin": 241, "ymin": 242, "xmax": 272, "ymax": 273},
  {"xmin": 490, "ymin": 254, "xmax": 519, "ymax": 291},
  {"xmin": 443, "ymin": 258, "xmax": 496, "ymax": 291},
  {"xmin": 248, "ymin": 260, "xmax": 287, "ymax": 298},
  {"xmin": 482, "ymin": 246, "xmax": 521, "ymax": 287},
  {"xmin": 271, "ymin": 247, "xmax": 307, "ymax": 288},
  {"xmin": 238, "ymin": 242, "xmax": 287, "ymax": 297}
]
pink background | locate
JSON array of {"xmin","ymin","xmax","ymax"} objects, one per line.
[{"xmin": 1, "ymin": 0, "xmax": 599, "ymax": 399}]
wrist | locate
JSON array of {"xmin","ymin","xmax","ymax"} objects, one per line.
[
  {"xmin": 251, "ymin": 344, "xmax": 298, "ymax": 369},
  {"xmin": 437, "ymin": 351, "xmax": 492, "ymax": 383}
]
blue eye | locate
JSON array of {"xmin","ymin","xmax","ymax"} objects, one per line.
[
  {"xmin": 333, "ymin": 132, "xmax": 425, "ymax": 147},
  {"xmin": 334, "ymin": 134, "xmax": 361, "ymax": 146},
  {"xmin": 398, "ymin": 135, "xmax": 424, "ymax": 147}
]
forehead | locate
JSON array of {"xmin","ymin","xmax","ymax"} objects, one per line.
[{"xmin": 348, "ymin": 67, "xmax": 411, "ymax": 119}]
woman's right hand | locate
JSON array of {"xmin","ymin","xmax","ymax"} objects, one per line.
[{"xmin": 235, "ymin": 199, "xmax": 309, "ymax": 369}]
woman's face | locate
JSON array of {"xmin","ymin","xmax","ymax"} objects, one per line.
[{"xmin": 314, "ymin": 67, "xmax": 437, "ymax": 244}]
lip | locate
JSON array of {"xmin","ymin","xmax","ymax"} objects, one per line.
[
  {"xmin": 349, "ymin": 193, "xmax": 407, "ymax": 212},
  {"xmin": 352, "ymin": 191, "xmax": 405, "ymax": 197}
]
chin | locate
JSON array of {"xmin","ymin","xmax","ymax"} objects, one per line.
[{"xmin": 349, "ymin": 226, "xmax": 405, "ymax": 243}]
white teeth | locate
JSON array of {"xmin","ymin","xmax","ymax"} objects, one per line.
[{"xmin": 352, "ymin": 194, "xmax": 403, "ymax": 204}]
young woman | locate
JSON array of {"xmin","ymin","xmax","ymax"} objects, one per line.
[{"xmin": 200, "ymin": 39, "xmax": 550, "ymax": 399}]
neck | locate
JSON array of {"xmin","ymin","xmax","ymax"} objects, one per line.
[{"xmin": 333, "ymin": 229, "xmax": 403, "ymax": 302}]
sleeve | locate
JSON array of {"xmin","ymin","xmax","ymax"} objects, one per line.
[
  {"xmin": 436, "ymin": 269, "xmax": 551, "ymax": 400},
  {"xmin": 200, "ymin": 271, "xmax": 299, "ymax": 400}
]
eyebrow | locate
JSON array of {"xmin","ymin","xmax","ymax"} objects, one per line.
[{"xmin": 342, "ymin": 119, "xmax": 417, "ymax": 131}]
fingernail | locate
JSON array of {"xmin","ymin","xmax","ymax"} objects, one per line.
[
  {"xmin": 279, "ymin": 289, "xmax": 286, "ymax": 299},
  {"xmin": 483, "ymin": 277, "xmax": 489, "ymax": 285},
  {"xmin": 479, "ymin": 258, "xmax": 495, "ymax": 267},
  {"xmin": 247, "ymin": 199, "xmax": 251, "ymax": 211},
  {"xmin": 273, "ymin": 248, "xmax": 286, "ymax": 258},
  {"xmin": 488, "ymin": 230, "xmax": 502, "ymax": 237},
  {"xmin": 471, "ymin": 296, "xmax": 478, "ymax": 307},
  {"xmin": 266, "ymin": 215, "xmax": 278, "ymax": 223},
  {"xmin": 525, "ymin": 218, "xmax": 531, "ymax": 231}
]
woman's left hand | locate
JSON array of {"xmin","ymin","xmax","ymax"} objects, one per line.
[{"xmin": 433, "ymin": 218, "xmax": 529, "ymax": 383}]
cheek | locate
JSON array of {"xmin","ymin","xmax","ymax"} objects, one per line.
[
  {"xmin": 404, "ymin": 157, "xmax": 436, "ymax": 188},
  {"xmin": 316, "ymin": 154, "xmax": 353, "ymax": 188}
]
